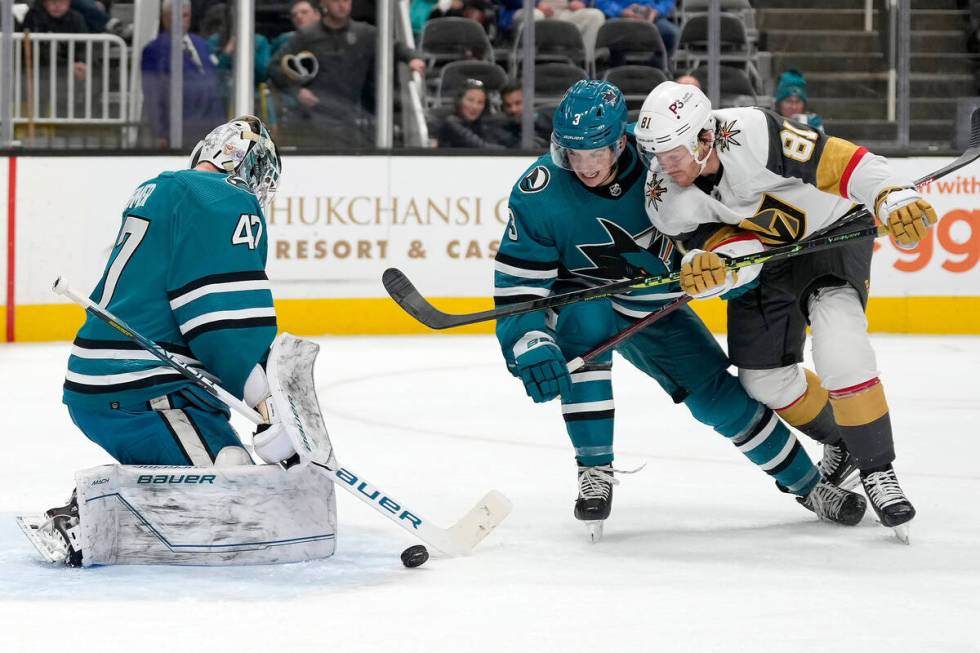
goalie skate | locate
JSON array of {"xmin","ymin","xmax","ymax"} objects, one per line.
[
  {"xmin": 16, "ymin": 492, "xmax": 82, "ymax": 566},
  {"xmin": 16, "ymin": 514, "xmax": 69, "ymax": 564}
]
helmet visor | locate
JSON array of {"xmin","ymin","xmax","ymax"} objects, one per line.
[{"xmin": 550, "ymin": 132, "xmax": 624, "ymax": 171}]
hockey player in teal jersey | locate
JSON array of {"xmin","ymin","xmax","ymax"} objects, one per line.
[
  {"xmin": 61, "ymin": 115, "xmax": 294, "ymax": 469},
  {"xmin": 494, "ymin": 81, "xmax": 867, "ymax": 540}
]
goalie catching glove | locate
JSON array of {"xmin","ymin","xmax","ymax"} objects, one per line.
[
  {"xmin": 512, "ymin": 331, "xmax": 572, "ymax": 403},
  {"xmin": 875, "ymin": 186, "xmax": 937, "ymax": 246},
  {"xmin": 679, "ymin": 229, "xmax": 764, "ymax": 299}
]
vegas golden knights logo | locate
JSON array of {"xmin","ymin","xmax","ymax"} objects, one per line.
[{"xmin": 738, "ymin": 194, "xmax": 807, "ymax": 245}]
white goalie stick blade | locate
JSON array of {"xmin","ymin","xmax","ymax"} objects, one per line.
[
  {"xmin": 433, "ymin": 490, "xmax": 512, "ymax": 556},
  {"xmin": 268, "ymin": 333, "xmax": 513, "ymax": 556},
  {"xmin": 15, "ymin": 515, "xmax": 66, "ymax": 564}
]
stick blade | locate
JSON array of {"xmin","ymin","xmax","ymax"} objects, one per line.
[
  {"xmin": 443, "ymin": 490, "xmax": 513, "ymax": 556},
  {"xmin": 382, "ymin": 268, "xmax": 456, "ymax": 330}
]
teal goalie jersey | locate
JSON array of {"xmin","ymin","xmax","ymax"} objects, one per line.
[
  {"xmin": 494, "ymin": 140, "xmax": 683, "ymax": 360},
  {"xmin": 63, "ymin": 169, "xmax": 278, "ymax": 409}
]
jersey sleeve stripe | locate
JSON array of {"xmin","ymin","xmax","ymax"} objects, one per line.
[
  {"xmin": 494, "ymin": 252, "xmax": 559, "ymax": 271},
  {"xmin": 837, "ymin": 146, "xmax": 869, "ymax": 200},
  {"xmin": 494, "ymin": 285, "xmax": 551, "ymax": 298},
  {"xmin": 494, "ymin": 259, "xmax": 558, "ymax": 279},
  {"xmin": 815, "ymin": 137, "xmax": 867, "ymax": 199},
  {"xmin": 73, "ymin": 337, "xmax": 194, "ymax": 358},
  {"xmin": 182, "ymin": 315, "xmax": 278, "ymax": 342},
  {"xmin": 70, "ymin": 345, "xmax": 202, "ymax": 366},
  {"xmin": 168, "ymin": 270, "xmax": 269, "ymax": 300},
  {"xmin": 178, "ymin": 307, "xmax": 277, "ymax": 338},
  {"xmin": 169, "ymin": 279, "xmax": 272, "ymax": 310}
]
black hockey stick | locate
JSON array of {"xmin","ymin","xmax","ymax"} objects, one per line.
[
  {"xmin": 565, "ymin": 295, "xmax": 693, "ymax": 372},
  {"xmin": 384, "ymin": 110, "xmax": 980, "ymax": 330}
]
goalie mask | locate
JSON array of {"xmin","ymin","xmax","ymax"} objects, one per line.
[
  {"xmin": 189, "ymin": 115, "xmax": 282, "ymax": 208},
  {"xmin": 634, "ymin": 81, "xmax": 716, "ymax": 173}
]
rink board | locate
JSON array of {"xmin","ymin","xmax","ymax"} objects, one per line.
[{"xmin": 1, "ymin": 154, "xmax": 978, "ymax": 341}]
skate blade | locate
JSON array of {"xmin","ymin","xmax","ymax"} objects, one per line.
[
  {"xmin": 584, "ymin": 521, "xmax": 603, "ymax": 543},
  {"xmin": 839, "ymin": 471, "xmax": 861, "ymax": 491},
  {"xmin": 15, "ymin": 515, "xmax": 67, "ymax": 563},
  {"xmin": 892, "ymin": 523, "xmax": 911, "ymax": 545}
]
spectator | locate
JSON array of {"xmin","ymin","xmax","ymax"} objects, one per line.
[
  {"xmin": 437, "ymin": 79, "xmax": 506, "ymax": 149},
  {"xmin": 675, "ymin": 73, "xmax": 700, "ymax": 88},
  {"xmin": 270, "ymin": 0, "xmax": 322, "ymax": 54},
  {"xmin": 774, "ymin": 68, "xmax": 824, "ymax": 132},
  {"xmin": 203, "ymin": 4, "xmax": 273, "ymax": 87},
  {"xmin": 268, "ymin": 0, "xmax": 425, "ymax": 148},
  {"xmin": 490, "ymin": 79, "xmax": 551, "ymax": 148},
  {"xmin": 509, "ymin": 0, "xmax": 605, "ymax": 62},
  {"xmin": 141, "ymin": 0, "xmax": 225, "ymax": 148},
  {"xmin": 595, "ymin": 0, "xmax": 678, "ymax": 59},
  {"xmin": 426, "ymin": 0, "xmax": 494, "ymax": 34},
  {"xmin": 22, "ymin": 0, "xmax": 88, "ymax": 81}
]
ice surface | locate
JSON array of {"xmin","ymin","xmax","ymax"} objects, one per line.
[{"xmin": 1, "ymin": 335, "xmax": 978, "ymax": 652}]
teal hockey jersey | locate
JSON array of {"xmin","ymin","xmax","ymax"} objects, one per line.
[
  {"xmin": 495, "ymin": 140, "xmax": 683, "ymax": 359},
  {"xmin": 63, "ymin": 169, "xmax": 277, "ymax": 409}
]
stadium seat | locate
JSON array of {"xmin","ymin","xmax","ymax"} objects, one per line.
[
  {"xmin": 689, "ymin": 64, "xmax": 759, "ymax": 107},
  {"xmin": 594, "ymin": 19, "xmax": 669, "ymax": 77},
  {"xmin": 676, "ymin": 14, "xmax": 762, "ymax": 93},
  {"xmin": 534, "ymin": 63, "xmax": 589, "ymax": 103},
  {"xmin": 510, "ymin": 20, "xmax": 588, "ymax": 76},
  {"xmin": 437, "ymin": 61, "xmax": 509, "ymax": 106},
  {"xmin": 420, "ymin": 17, "xmax": 495, "ymax": 70},
  {"xmin": 603, "ymin": 66, "xmax": 668, "ymax": 108}
]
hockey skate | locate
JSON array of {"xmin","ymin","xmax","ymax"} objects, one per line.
[
  {"xmin": 575, "ymin": 464, "xmax": 618, "ymax": 543},
  {"xmin": 797, "ymin": 479, "xmax": 867, "ymax": 526},
  {"xmin": 16, "ymin": 490, "xmax": 82, "ymax": 567},
  {"xmin": 861, "ymin": 465, "xmax": 916, "ymax": 544},
  {"xmin": 818, "ymin": 440, "xmax": 859, "ymax": 490}
]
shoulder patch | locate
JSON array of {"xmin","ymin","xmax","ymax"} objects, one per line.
[
  {"xmin": 716, "ymin": 119, "xmax": 743, "ymax": 153},
  {"xmin": 519, "ymin": 166, "xmax": 551, "ymax": 194}
]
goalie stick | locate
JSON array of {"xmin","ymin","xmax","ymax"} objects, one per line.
[
  {"xmin": 384, "ymin": 109, "xmax": 980, "ymax": 330},
  {"xmin": 52, "ymin": 278, "xmax": 512, "ymax": 557}
]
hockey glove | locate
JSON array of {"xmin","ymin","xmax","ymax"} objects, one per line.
[
  {"xmin": 877, "ymin": 187, "xmax": 937, "ymax": 246},
  {"xmin": 251, "ymin": 396, "xmax": 297, "ymax": 464},
  {"xmin": 680, "ymin": 249, "xmax": 733, "ymax": 298},
  {"xmin": 513, "ymin": 331, "xmax": 572, "ymax": 403}
]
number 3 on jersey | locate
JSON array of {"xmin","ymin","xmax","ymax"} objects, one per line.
[{"xmin": 233, "ymin": 214, "xmax": 263, "ymax": 250}]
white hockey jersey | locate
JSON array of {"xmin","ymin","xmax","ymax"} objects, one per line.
[{"xmin": 642, "ymin": 106, "xmax": 913, "ymax": 249}]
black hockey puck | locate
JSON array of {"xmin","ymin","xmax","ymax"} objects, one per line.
[{"xmin": 401, "ymin": 544, "xmax": 429, "ymax": 568}]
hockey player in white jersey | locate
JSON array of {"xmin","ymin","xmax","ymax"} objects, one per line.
[
  {"xmin": 22, "ymin": 116, "xmax": 336, "ymax": 567},
  {"xmin": 633, "ymin": 82, "xmax": 937, "ymax": 543}
]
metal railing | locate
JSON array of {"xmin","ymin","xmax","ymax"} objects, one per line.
[{"xmin": 9, "ymin": 32, "xmax": 128, "ymax": 126}]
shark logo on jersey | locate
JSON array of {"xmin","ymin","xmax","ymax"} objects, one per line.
[
  {"xmin": 519, "ymin": 166, "xmax": 551, "ymax": 194},
  {"xmin": 716, "ymin": 119, "xmax": 742, "ymax": 153},
  {"xmin": 645, "ymin": 172, "xmax": 668, "ymax": 211},
  {"xmin": 573, "ymin": 219, "xmax": 670, "ymax": 281},
  {"xmin": 739, "ymin": 193, "xmax": 807, "ymax": 245}
]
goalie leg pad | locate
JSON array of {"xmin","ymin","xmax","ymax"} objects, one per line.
[{"xmin": 74, "ymin": 462, "xmax": 336, "ymax": 566}]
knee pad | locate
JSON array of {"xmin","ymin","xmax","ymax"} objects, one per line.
[
  {"xmin": 808, "ymin": 285, "xmax": 879, "ymax": 390},
  {"xmin": 555, "ymin": 299, "xmax": 619, "ymax": 357},
  {"xmin": 739, "ymin": 365, "xmax": 807, "ymax": 410}
]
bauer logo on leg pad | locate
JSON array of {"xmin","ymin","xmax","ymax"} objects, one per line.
[
  {"xmin": 136, "ymin": 474, "xmax": 216, "ymax": 484},
  {"xmin": 335, "ymin": 468, "xmax": 423, "ymax": 529}
]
